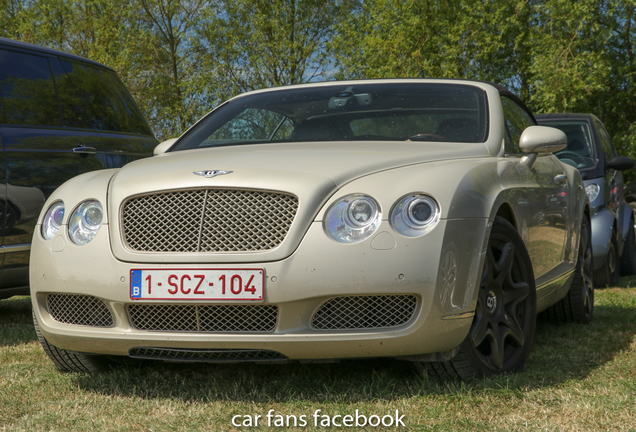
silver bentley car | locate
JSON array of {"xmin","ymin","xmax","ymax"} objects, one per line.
[{"xmin": 30, "ymin": 79, "xmax": 593, "ymax": 379}]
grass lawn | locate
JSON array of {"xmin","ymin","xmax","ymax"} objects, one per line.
[{"xmin": 2, "ymin": 279, "xmax": 636, "ymax": 431}]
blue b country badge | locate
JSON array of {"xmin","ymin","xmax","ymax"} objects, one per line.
[{"xmin": 130, "ymin": 270, "xmax": 142, "ymax": 298}]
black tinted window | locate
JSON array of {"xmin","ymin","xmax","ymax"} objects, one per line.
[
  {"xmin": 175, "ymin": 83, "xmax": 488, "ymax": 151},
  {"xmin": 501, "ymin": 96, "xmax": 534, "ymax": 152},
  {"xmin": 0, "ymin": 49, "xmax": 60, "ymax": 126},
  {"xmin": 595, "ymin": 120, "xmax": 616, "ymax": 162},
  {"xmin": 59, "ymin": 60, "xmax": 152, "ymax": 135},
  {"xmin": 539, "ymin": 121, "xmax": 596, "ymax": 169},
  {"xmin": 49, "ymin": 57, "xmax": 94, "ymax": 129}
]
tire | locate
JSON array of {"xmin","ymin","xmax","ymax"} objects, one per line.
[
  {"xmin": 541, "ymin": 217, "xmax": 594, "ymax": 323},
  {"xmin": 594, "ymin": 231, "xmax": 619, "ymax": 287},
  {"xmin": 33, "ymin": 311, "xmax": 114, "ymax": 372},
  {"xmin": 426, "ymin": 217, "xmax": 537, "ymax": 380},
  {"xmin": 619, "ymin": 218, "xmax": 636, "ymax": 276}
]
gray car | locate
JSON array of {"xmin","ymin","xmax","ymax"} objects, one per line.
[{"xmin": 536, "ymin": 113, "xmax": 635, "ymax": 286}]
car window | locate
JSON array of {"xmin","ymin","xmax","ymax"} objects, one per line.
[
  {"xmin": 174, "ymin": 83, "xmax": 489, "ymax": 150},
  {"xmin": 501, "ymin": 96, "xmax": 534, "ymax": 153},
  {"xmin": 0, "ymin": 49, "xmax": 61, "ymax": 126},
  {"xmin": 48, "ymin": 57, "xmax": 94, "ymax": 129},
  {"xmin": 539, "ymin": 121, "xmax": 596, "ymax": 169},
  {"xmin": 595, "ymin": 119, "xmax": 616, "ymax": 163},
  {"xmin": 348, "ymin": 113, "xmax": 480, "ymax": 141},
  {"xmin": 59, "ymin": 60, "xmax": 152, "ymax": 135},
  {"xmin": 202, "ymin": 108, "xmax": 293, "ymax": 145}
]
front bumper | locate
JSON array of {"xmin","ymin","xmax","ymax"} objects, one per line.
[{"xmin": 30, "ymin": 218, "xmax": 488, "ymax": 361}]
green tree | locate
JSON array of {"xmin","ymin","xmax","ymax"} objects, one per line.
[
  {"xmin": 332, "ymin": 0, "xmax": 465, "ymax": 79},
  {"xmin": 203, "ymin": 0, "xmax": 356, "ymax": 94},
  {"xmin": 137, "ymin": 0, "xmax": 217, "ymax": 139},
  {"xmin": 529, "ymin": 0, "xmax": 610, "ymax": 113}
]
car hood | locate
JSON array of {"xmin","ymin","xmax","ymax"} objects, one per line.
[
  {"xmin": 112, "ymin": 140, "xmax": 490, "ymax": 189},
  {"xmin": 108, "ymin": 140, "xmax": 489, "ymax": 264}
]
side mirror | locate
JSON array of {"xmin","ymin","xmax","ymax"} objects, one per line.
[
  {"xmin": 606, "ymin": 156, "xmax": 634, "ymax": 172},
  {"xmin": 519, "ymin": 126, "xmax": 567, "ymax": 168},
  {"xmin": 519, "ymin": 126, "xmax": 567, "ymax": 154},
  {"xmin": 153, "ymin": 138, "xmax": 178, "ymax": 156}
]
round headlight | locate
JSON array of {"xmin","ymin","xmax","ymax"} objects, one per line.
[
  {"xmin": 324, "ymin": 194, "xmax": 381, "ymax": 243},
  {"xmin": 68, "ymin": 200, "xmax": 103, "ymax": 245},
  {"xmin": 41, "ymin": 201, "xmax": 65, "ymax": 240},
  {"xmin": 391, "ymin": 194, "xmax": 440, "ymax": 237},
  {"xmin": 585, "ymin": 183, "xmax": 600, "ymax": 202}
]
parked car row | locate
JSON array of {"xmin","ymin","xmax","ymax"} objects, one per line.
[
  {"xmin": 536, "ymin": 114, "xmax": 635, "ymax": 287},
  {"xmin": 0, "ymin": 37, "xmax": 158, "ymax": 299}
]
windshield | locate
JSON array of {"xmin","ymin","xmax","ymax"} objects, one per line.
[
  {"xmin": 173, "ymin": 83, "xmax": 489, "ymax": 151},
  {"xmin": 539, "ymin": 121, "xmax": 596, "ymax": 169}
]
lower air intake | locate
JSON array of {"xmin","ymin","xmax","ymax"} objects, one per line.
[
  {"xmin": 129, "ymin": 347, "xmax": 288, "ymax": 362},
  {"xmin": 47, "ymin": 294, "xmax": 114, "ymax": 327},
  {"xmin": 127, "ymin": 304, "xmax": 278, "ymax": 332},
  {"xmin": 310, "ymin": 295, "xmax": 418, "ymax": 330}
]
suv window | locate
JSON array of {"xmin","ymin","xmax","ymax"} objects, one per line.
[
  {"xmin": 59, "ymin": 60, "xmax": 151, "ymax": 135},
  {"xmin": 501, "ymin": 96, "xmax": 534, "ymax": 153},
  {"xmin": 49, "ymin": 57, "xmax": 94, "ymax": 129},
  {"xmin": 0, "ymin": 49, "xmax": 60, "ymax": 126}
]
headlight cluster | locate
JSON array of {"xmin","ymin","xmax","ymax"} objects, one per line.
[
  {"xmin": 41, "ymin": 201, "xmax": 65, "ymax": 240},
  {"xmin": 585, "ymin": 183, "xmax": 600, "ymax": 202},
  {"xmin": 325, "ymin": 194, "xmax": 382, "ymax": 243},
  {"xmin": 324, "ymin": 193, "xmax": 440, "ymax": 243},
  {"xmin": 390, "ymin": 195, "xmax": 440, "ymax": 237},
  {"xmin": 41, "ymin": 200, "xmax": 103, "ymax": 245}
]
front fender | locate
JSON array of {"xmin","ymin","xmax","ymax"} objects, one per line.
[{"xmin": 36, "ymin": 169, "xmax": 119, "ymax": 227}]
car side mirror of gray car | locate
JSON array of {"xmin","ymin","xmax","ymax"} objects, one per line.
[
  {"xmin": 153, "ymin": 138, "xmax": 178, "ymax": 156},
  {"xmin": 519, "ymin": 126, "xmax": 567, "ymax": 169},
  {"xmin": 606, "ymin": 156, "xmax": 634, "ymax": 172}
]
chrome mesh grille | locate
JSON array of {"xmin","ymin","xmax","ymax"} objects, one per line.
[
  {"xmin": 47, "ymin": 294, "xmax": 114, "ymax": 327},
  {"xmin": 122, "ymin": 189, "xmax": 298, "ymax": 253},
  {"xmin": 129, "ymin": 347, "xmax": 287, "ymax": 362},
  {"xmin": 127, "ymin": 304, "xmax": 278, "ymax": 332},
  {"xmin": 310, "ymin": 295, "xmax": 418, "ymax": 330}
]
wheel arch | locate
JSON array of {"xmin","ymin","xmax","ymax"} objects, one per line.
[{"xmin": 494, "ymin": 202, "xmax": 518, "ymax": 230}]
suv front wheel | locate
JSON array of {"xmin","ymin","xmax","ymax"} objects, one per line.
[{"xmin": 594, "ymin": 230, "xmax": 619, "ymax": 287}]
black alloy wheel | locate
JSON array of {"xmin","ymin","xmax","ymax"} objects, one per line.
[
  {"xmin": 595, "ymin": 231, "xmax": 619, "ymax": 287},
  {"xmin": 427, "ymin": 217, "xmax": 536, "ymax": 379}
]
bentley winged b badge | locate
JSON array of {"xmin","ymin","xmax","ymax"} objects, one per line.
[{"xmin": 193, "ymin": 170, "xmax": 233, "ymax": 178}]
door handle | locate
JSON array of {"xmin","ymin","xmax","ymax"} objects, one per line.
[
  {"xmin": 553, "ymin": 174, "xmax": 567, "ymax": 184},
  {"xmin": 72, "ymin": 145, "xmax": 97, "ymax": 155}
]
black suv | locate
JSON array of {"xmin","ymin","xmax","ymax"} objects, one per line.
[
  {"xmin": 0, "ymin": 37, "xmax": 158, "ymax": 299},
  {"xmin": 536, "ymin": 113, "xmax": 635, "ymax": 287}
]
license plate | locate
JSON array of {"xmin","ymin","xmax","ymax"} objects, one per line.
[{"xmin": 130, "ymin": 269, "xmax": 264, "ymax": 301}]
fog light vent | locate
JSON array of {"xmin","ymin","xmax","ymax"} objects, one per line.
[
  {"xmin": 47, "ymin": 294, "xmax": 114, "ymax": 327},
  {"xmin": 310, "ymin": 295, "xmax": 417, "ymax": 330}
]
